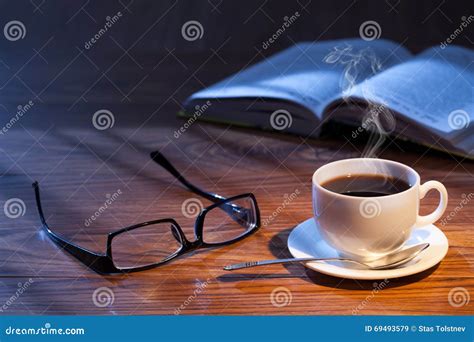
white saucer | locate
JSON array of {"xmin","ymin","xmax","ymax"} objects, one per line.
[{"xmin": 287, "ymin": 218, "xmax": 448, "ymax": 280}]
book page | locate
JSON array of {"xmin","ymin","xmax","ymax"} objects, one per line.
[
  {"xmin": 347, "ymin": 45, "xmax": 474, "ymax": 136},
  {"xmin": 188, "ymin": 39, "xmax": 411, "ymax": 119}
]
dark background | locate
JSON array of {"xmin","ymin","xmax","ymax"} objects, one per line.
[
  {"xmin": 1, "ymin": 0, "xmax": 472, "ymax": 54},
  {"xmin": 0, "ymin": 0, "xmax": 472, "ymax": 130}
]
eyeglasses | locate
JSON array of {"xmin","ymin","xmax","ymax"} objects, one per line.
[{"xmin": 32, "ymin": 151, "xmax": 260, "ymax": 274}]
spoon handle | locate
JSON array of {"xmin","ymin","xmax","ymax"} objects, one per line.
[{"xmin": 223, "ymin": 257, "xmax": 363, "ymax": 271}]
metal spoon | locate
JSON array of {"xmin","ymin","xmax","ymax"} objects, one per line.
[{"xmin": 223, "ymin": 243, "xmax": 430, "ymax": 271}]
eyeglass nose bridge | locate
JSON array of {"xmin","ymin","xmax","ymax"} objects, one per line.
[
  {"xmin": 170, "ymin": 224, "xmax": 202, "ymax": 253},
  {"xmin": 170, "ymin": 224, "xmax": 182, "ymax": 243}
]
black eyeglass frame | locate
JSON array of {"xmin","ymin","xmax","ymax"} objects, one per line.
[{"xmin": 32, "ymin": 152, "xmax": 260, "ymax": 275}]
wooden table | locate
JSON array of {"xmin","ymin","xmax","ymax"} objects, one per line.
[{"xmin": 0, "ymin": 51, "xmax": 472, "ymax": 316}]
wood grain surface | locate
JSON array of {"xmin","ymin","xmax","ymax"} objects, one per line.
[{"xmin": 1, "ymin": 120, "xmax": 473, "ymax": 315}]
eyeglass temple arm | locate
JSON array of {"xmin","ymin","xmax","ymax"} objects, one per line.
[
  {"xmin": 150, "ymin": 151, "xmax": 251, "ymax": 225},
  {"xmin": 150, "ymin": 151, "xmax": 227, "ymax": 203},
  {"xmin": 32, "ymin": 182, "xmax": 112, "ymax": 274}
]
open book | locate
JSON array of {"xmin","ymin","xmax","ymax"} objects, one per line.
[{"xmin": 183, "ymin": 39, "xmax": 473, "ymax": 158}]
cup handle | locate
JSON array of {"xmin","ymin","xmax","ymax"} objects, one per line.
[{"xmin": 415, "ymin": 181, "xmax": 448, "ymax": 227}]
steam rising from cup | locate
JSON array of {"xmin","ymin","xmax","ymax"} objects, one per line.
[{"xmin": 324, "ymin": 45, "xmax": 396, "ymax": 158}]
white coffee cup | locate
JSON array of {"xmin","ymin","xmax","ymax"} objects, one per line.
[{"xmin": 312, "ymin": 158, "xmax": 448, "ymax": 261}]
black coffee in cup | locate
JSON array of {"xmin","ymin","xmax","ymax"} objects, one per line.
[{"xmin": 321, "ymin": 174, "xmax": 411, "ymax": 197}]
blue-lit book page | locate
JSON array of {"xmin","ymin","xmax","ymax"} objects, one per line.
[
  {"xmin": 348, "ymin": 45, "xmax": 473, "ymax": 136},
  {"xmin": 188, "ymin": 39, "xmax": 412, "ymax": 117}
]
